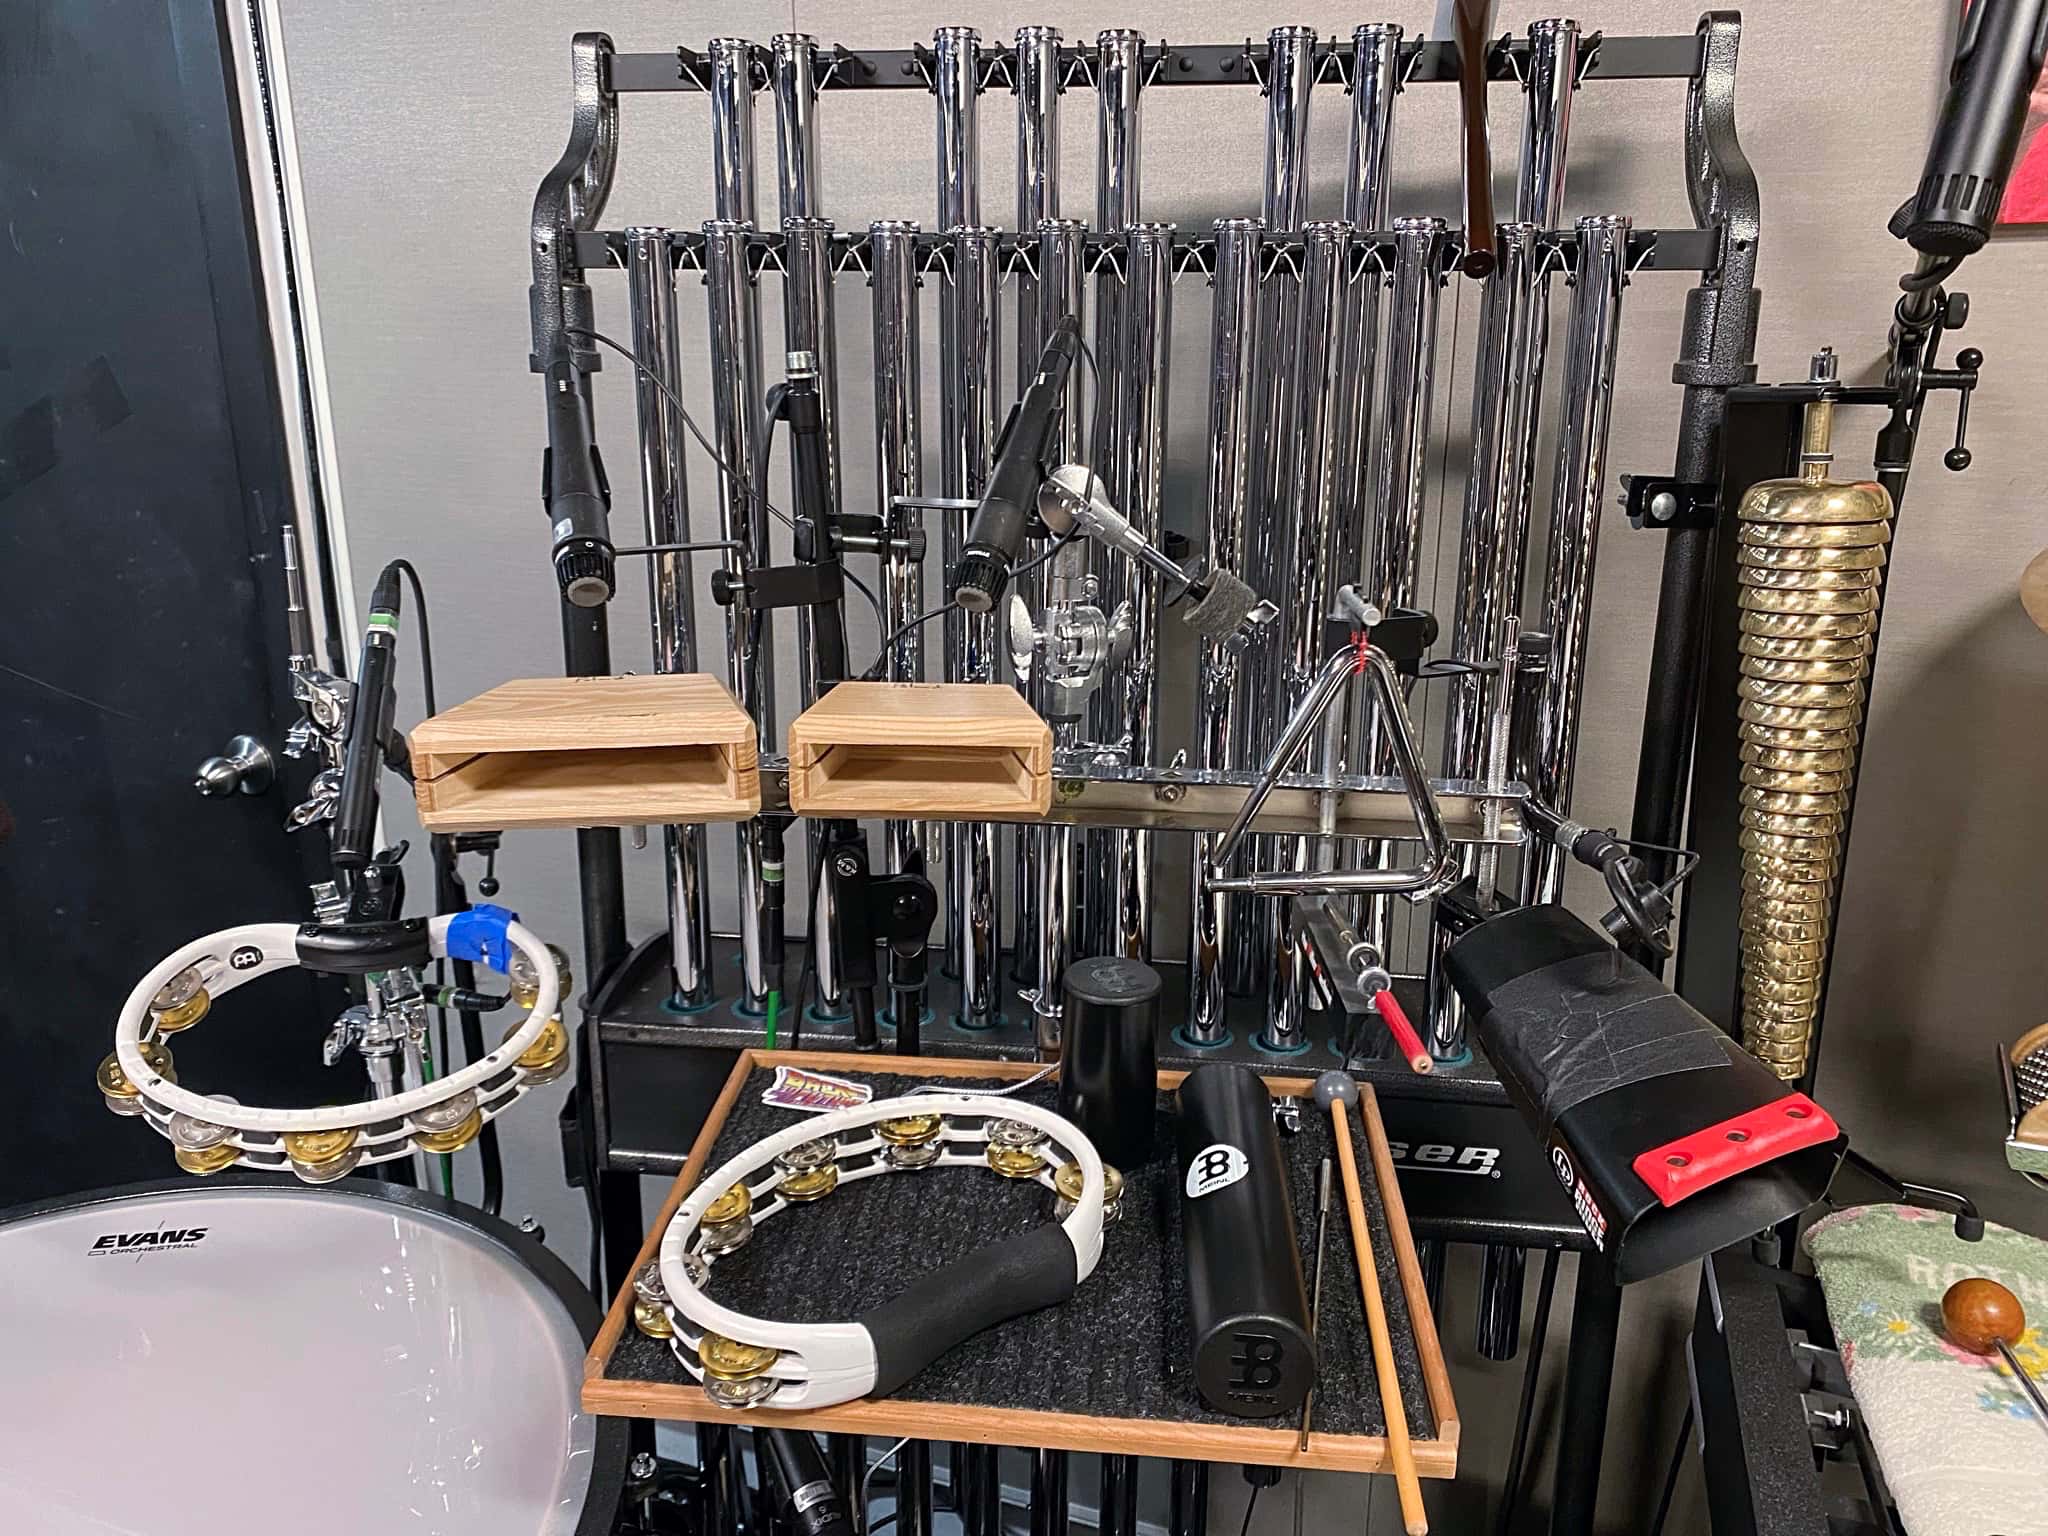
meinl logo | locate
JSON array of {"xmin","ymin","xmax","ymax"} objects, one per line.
[{"xmin": 89, "ymin": 1227, "xmax": 210, "ymax": 1257}]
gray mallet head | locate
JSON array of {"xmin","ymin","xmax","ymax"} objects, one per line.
[
  {"xmin": 1312, "ymin": 1070, "xmax": 1359, "ymax": 1112},
  {"xmin": 1182, "ymin": 568, "xmax": 1262, "ymax": 642}
]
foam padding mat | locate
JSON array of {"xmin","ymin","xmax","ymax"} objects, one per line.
[{"xmin": 586, "ymin": 1052, "xmax": 1459, "ymax": 1475}]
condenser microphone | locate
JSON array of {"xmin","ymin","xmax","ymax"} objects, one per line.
[
  {"xmin": 542, "ymin": 371, "xmax": 616, "ymax": 607},
  {"xmin": 330, "ymin": 564, "xmax": 402, "ymax": 872},
  {"xmin": 761, "ymin": 1429, "xmax": 852, "ymax": 1536},
  {"xmin": 952, "ymin": 315, "xmax": 1082, "ymax": 613},
  {"xmin": 1036, "ymin": 464, "xmax": 1276, "ymax": 642},
  {"xmin": 1892, "ymin": 0, "xmax": 2048, "ymax": 257}
]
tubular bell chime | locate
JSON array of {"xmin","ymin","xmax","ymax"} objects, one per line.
[{"xmin": 530, "ymin": 17, "xmax": 1766, "ymax": 1061}]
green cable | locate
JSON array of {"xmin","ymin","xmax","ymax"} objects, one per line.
[
  {"xmin": 419, "ymin": 1040, "xmax": 455, "ymax": 1197},
  {"xmin": 764, "ymin": 989, "xmax": 781, "ymax": 1050}
]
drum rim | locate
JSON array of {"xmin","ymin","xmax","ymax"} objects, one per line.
[{"xmin": 0, "ymin": 1170, "xmax": 628, "ymax": 1536}]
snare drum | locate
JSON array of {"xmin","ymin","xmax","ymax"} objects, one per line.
[{"xmin": 0, "ymin": 1176, "xmax": 625, "ymax": 1534}]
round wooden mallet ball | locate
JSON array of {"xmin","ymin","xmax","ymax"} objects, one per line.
[{"xmin": 1941, "ymin": 1278, "xmax": 2027, "ymax": 1354}]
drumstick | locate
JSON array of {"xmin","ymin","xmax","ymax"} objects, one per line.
[{"xmin": 1315, "ymin": 1073, "xmax": 1426, "ymax": 1535}]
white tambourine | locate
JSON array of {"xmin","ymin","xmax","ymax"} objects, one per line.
[
  {"xmin": 104, "ymin": 907, "xmax": 566, "ymax": 1183},
  {"xmin": 652, "ymin": 1093, "xmax": 1106, "ymax": 1409}
]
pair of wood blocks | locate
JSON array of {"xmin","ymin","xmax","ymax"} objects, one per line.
[{"xmin": 409, "ymin": 675, "xmax": 1052, "ymax": 833}]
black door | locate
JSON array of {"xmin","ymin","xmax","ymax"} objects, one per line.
[{"xmin": 0, "ymin": 0, "xmax": 347, "ymax": 1202}]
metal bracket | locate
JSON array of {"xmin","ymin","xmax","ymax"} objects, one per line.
[
  {"xmin": 529, "ymin": 33, "xmax": 618, "ymax": 377},
  {"xmin": 1621, "ymin": 474, "xmax": 1718, "ymax": 531}
]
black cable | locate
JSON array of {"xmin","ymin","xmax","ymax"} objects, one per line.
[
  {"xmin": 1646, "ymin": 1400, "xmax": 1694, "ymax": 1536},
  {"xmin": 1238, "ymin": 1483, "xmax": 1263, "ymax": 1536},
  {"xmin": 387, "ymin": 557, "xmax": 435, "ymax": 716},
  {"xmin": 758, "ymin": 383, "xmax": 885, "ymax": 632}
]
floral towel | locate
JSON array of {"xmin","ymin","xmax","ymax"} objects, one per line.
[{"xmin": 1805, "ymin": 1204, "xmax": 2048, "ymax": 1536}]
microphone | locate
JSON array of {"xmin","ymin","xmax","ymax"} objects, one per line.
[
  {"xmin": 1036, "ymin": 464, "xmax": 1276, "ymax": 642},
  {"xmin": 952, "ymin": 314, "xmax": 1082, "ymax": 613},
  {"xmin": 760, "ymin": 1429, "xmax": 852, "ymax": 1536},
  {"xmin": 1892, "ymin": 0, "xmax": 2048, "ymax": 257},
  {"xmin": 330, "ymin": 564, "xmax": 402, "ymax": 872},
  {"xmin": 542, "ymin": 371, "xmax": 615, "ymax": 607}
]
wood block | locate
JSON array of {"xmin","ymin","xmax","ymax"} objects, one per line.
[
  {"xmin": 787, "ymin": 682, "xmax": 1052, "ymax": 818},
  {"xmin": 409, "ymin": 675, "xmax": 759, "ymax": 832}
]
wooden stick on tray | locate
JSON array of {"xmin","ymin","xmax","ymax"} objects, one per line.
[{"xmin": 1316, "ymin": 1071, "xmax": 1427, "ymax": 1535}]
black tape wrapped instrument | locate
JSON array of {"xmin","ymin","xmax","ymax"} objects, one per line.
[
  {"xmin": 1176, "ymin": 1064, "xmax": 1314, "ymax": 1417},
  {"xmin": 1444, "ymin": 906, "xmax": 1845, "ymax": 1283}
]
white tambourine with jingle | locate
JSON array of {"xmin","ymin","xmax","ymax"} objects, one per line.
[
  {"xmin": 650, "ymin": 1093, "xmax": 1108, "ymax": 1409},
  {"xmin": 103, "ymin": 905, "xmax": 568, "ymax": 1183}
]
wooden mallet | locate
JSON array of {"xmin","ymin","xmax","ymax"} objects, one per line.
[{"xmin": 1315, "ymin": 1071, "xmax": 1427, "ymax": 1535}]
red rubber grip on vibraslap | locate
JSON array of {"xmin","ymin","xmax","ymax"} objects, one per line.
[
  {"xmin": 1631, "ymin": 1093, "xmax": 1839, "ymax": 1208},
  {"xmin": 1372, "ymin": 990, "xmax": 1432, "ymax": 1075}
]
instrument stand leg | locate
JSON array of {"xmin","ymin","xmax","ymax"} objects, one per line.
[
  {"xmin": 1169, "ymin": 1460, "xmax": 1209, "ymax": 1536},
  {"xmin": 1032, "ymin": 1451, "xmax": 1070, "ymax": 1536},
  {"xmin": 1549, "ymin": 1258, "xmax": 1622, "ymax": 1536}
]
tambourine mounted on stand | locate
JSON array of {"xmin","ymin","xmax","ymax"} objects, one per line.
[
  {"xmin": 645, "ymin": 1093, "xmax": 1107, "ymax": 1409},
  {"xmin": 99, "ymin": 905, "xmax": 567, "ymax": 1183}
]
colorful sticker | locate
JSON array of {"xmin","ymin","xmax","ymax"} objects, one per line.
[{"xmin": 760, "ymin": 1065, "xmax": 873, "ymax": 1115}]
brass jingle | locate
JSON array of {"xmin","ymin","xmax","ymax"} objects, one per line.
[
  {"xmin": 1743, "ymin": 1010, "xmax": 1818, "ymax": 1041},
  {"xmin": 1741, "ymin": 864, "xmax": 1836, "ymax": 895},
  {"xmin": 1053, "ymin": 1160, "xmax": 1124, "ymax": 1209},
  {"xmin": 1740, "ymin": 896, "xmax": 1834, "ymax": 927},
  {"xmin": 1738, "ymin": 833, "xmax": 1840, "ymax": 868},
  {"xmin": 98, "ymin": 1040, "xmax": 176, "ymax": 1102},
  {"xmin": 151, "ymin": 965, "xmax": 207, "ymax": 1011},
  {"xmin": 1739, "ymin": 511, "xmax": 1891, "ymax": 541},
  {"xmin": 1738, "ymin": 655, "xmax": 1870, "ymax": 686},
  {"xmin": 1738, "ymin": 631, "xmax": 1873, "ymax": 663},
  {"xmin": 987, "ymin": 1144, "xmax": 1049, "ymax": 1180},
  {"xmin": 632, "ymin": 1298, "xmax": 675, "ymax": 1340},
  {"xmin": 414, "ymin": 1106, "xmax": 484, "ymax": 1155},
  {"xmin": 512, "ymin": 1016, "xmax": 570, "ymax": 1079},
  {"xmin": 702, "ymin": 1372, "xmax": 781, "ymax": 1410},
  {"xmin": 777, "ymin": 1139, "xmax": 838, "ymax": 1171},
  {"xmin": 1745, "ymin": 958, "xmax": 1827, "ymax": 986},
  {"xmin": 697, "ymin": 1331, "xmax": 782, "ymax": 1383},
  {"xmin": 1742, "ymin": 917, "xmax": 1833, "ymax": 948},
  {"xmin": 509, "ymin": 943, "xmax": 576, "ymax": 1009},
  {"xmin": 1742, "ymin": 987, "xmax": 1823, "ymax": 1017},
  {"xmin": 281, "ymin": 1125, "xmax": 359, "ymax": 1165},
  {"xmin": 1738, "ymin": 676, "xmax": 1867, "ymax": 710},
  {"xmin": 175, "ymin": 1142, "xmax": 239, "ymax": 1177},
  {"xmin": 989, "ymin": 1118, "xmax": 1050, "ymax": 1150},
  {"xmin": 881, "ymin": 1138, "xmax": 944, "ymax": 1170},
  {"xmin": 877, "ymin": 1112, "xmax": 944, "ymax": 1147},
  {"xmin": 1737, "ymin": 488, "xmax": 1891, "ymax": 527},
  {"xmin": 414, "ymin": 1089, "xmax": 480, "ymax": 1135},
  {"xmin": 150, "ymin": 990, "xmax": 212, "ymax": 1034},
  {"xmin": 778, "ymin": 1163, "xmax": 840, "ymax": 1202},
  {"xmin": 702, "ymin": 1184, "xmax": 753, "ymax": 1225},
  {"xmin": 1740, "ymin": 785, "xmax": 1849, "ymax": 817},
  {"xmin": 1745, "ymin": 1025, "xmax": 1813, "ymax": 1051},
  {"xmin": 1737, "ymin": 584, "xmax": 1880, "ymax": 616},
  {"xmin": 633, "ymin": 1261, "xmax": 669, "ymax": 1307},
  {"xmin": 1738, "ymin": 743, "xmax": 1857, "ymax": 773},
  {"xmin": 291, "ymin": 1143, "xmax": 363, "ymax": 1185},
  {"xmin": 1740, "ymin": 607, "xmax": 1879, "ymax": 640},
  {"xmin": 1737, "ymin": 541, "xmax": 1888, "ymax": 571},
  {"xmin": 1739, "ymin": 698, "xmax": 1866, "ymax": 731},
  {"xmin": 1740, "ymin": 884, "xmax": 1835, "ymax": 914},
  {"xmin": 698, "ymin": 1214, "xmax": 754, "ymax": 1256},
  {"xmin": 1739, "ymin": 807, "xmax": 1845, "ymax": 838},
  {"xmin": 1741, "ymin": 764, "xmax": 1853, "ymax": 795},
  {"xmin": 1736, "ymin": 564, "xmax": 1881, "ymax": 592}
]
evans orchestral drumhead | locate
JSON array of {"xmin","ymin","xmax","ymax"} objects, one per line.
[{"xmin": 0, "ymin": 1178, "xmax": 623, "ymax": 1535}]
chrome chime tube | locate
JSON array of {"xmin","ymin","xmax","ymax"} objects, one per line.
[
  {"xmin": 1239, "ymin": 25, "xmax": 1318, "ymax": 999},
  {"xmin": 774, "ymin": 33, "xmax": 849, "ymax": 1021},
  {"xmin": 1265, "ymin": 220, "xmax": 1362, "ymax": 1051},
  {"xmin": 933, "ymin": 28, "xmax": 1003, "ymax": 1025},
  {"xmin": 703, "ymin": 216, "xmax": 772, "ymax": 1013},
  {"xmin": 1108, "ymin": 221, "xmax": 1172, "ymax": 964},
  {"xmin": 1028, "ymin": 218, "xmax": 1089, "ymax": 1050},
  {"xmin": 1185, "ymin": 217, "xmax": 1264, "ymax": 1046},
  {"xmin": 1084, "ymin": 29, "xmax": 1144, "ymax": 957},
  {"xmin": 1515, "ymin": 19, "xmax": 1580, "ymax": 227},
  {"xmin": 1357, "ymin": 217, "xmax": 1447, "ymax": 960},
  {"xmin": 868, "ymin": 221, "xmax": 930, "ymax": 1023},
  {"xmin": 1012, "ymin": 25, "xmax": 1063, "ymax": 998},
  {"xmin": 625, "ymin": 228, "xmax": 714, "ymax": 1011},
  {"xmin": 1523, "ymin": 215, "xmax": 1631, "ymax": 904}
]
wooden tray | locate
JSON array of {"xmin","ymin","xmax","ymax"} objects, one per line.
[
  {"xmin": 787, "ymin": 682, "xmax": 1052, "ymax": 818},
  {"xmin": 584, "ymin": 1050, "xmax": 1459, "ymax": 1477},
  {"xmin": 409, "ymin": 675, "xmax": 759, "ymax": 833}
]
